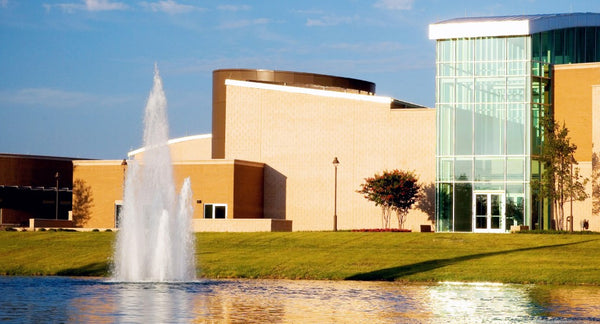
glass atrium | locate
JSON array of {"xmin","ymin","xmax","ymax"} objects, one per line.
[{"xmin": 431, "ymin": 14, "xmax": 600, "ymax": 232}]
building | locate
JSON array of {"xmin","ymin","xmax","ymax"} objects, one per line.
[
  {"xmin": 72, "ymin": 69, "xmax": 436, "ymax": 232},
  {"xmin": 429, "ymin": 13, "xmax": 600, "ymax": 232},
  {"xmin": 0, "ymin": 154, "xmax": 76, "ymax": 228}
]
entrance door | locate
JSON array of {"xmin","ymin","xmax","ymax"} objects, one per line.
[{"xmin": 473, "ymin": 192, "xmax": 505, "ymax": 233}]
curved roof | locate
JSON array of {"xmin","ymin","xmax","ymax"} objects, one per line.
[
  {"xmin": 429, "ymin": 12, "xmax": 600, "ymax": 39},
  {"xmin": 213, "ymin": 69, "xmax": 376, "ymax": 95}
]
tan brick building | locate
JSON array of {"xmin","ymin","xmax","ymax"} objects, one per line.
[{"xmin": 72, "ymin": 69, "xmax": 436, "ymax": 231}]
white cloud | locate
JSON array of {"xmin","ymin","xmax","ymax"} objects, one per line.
[
  {"xmin": 0, "ymin": 88, "xmax": 132, "ymax": 109},
  {"xmin": 85, "ymin": 0, "xmax": 127, "ymax": 11},
  {"xmin": 43, "ymin": 0, "xmax": 127, "ymax": 13},
  {"xmin": 1, "ymin": 0, "xmax": 8, "ymax": 9},
  {"xmin": 217, "ymin": 18, "xmax": 270, "ymax": 30},
  {"xmin": 373, "ymin": 0, "xmax": 414, "ymax": 10},
  {"xmin": 306, "ymin": 15, "xmax": 356, "ymax": 27},
  {"xmin": 217, "ymin": 4, "xmax": 251, "ymax": 11},
  {"xmin": 140, "ymin": 0, "xmax": 203, "ymax": 14}
]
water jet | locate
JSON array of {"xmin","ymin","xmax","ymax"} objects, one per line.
[{"xmin": 112, "ymin": 65, "xmax": 196, "ymax": 282}]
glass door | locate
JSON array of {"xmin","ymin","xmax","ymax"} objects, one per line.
[{"xmin": 473, "ymin": 192, "xmax": 505, "ymax": 233}]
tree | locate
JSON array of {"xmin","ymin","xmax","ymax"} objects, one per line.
[
  {"xmin": 72, "ymin": 179, "xmax": 94, "ymax": 227},
  {"xmin": 533, "ymin": 114, "xmax": 588, "ymax": 230},
  {"xmin": 357, "ymin": 169, "xmax": 421, "ymax": 229}
]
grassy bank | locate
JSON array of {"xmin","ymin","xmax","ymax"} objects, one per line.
[{"xmin": 1, "ymin": 231, "xmax": 599, "ymax": 284}]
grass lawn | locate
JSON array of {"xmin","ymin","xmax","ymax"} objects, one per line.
[{"xmin": 0, "ymin": 231, "xmax": 599, "ymax": 285}]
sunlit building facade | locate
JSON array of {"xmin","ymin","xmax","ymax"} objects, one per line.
[{"xmin": 430, "ymin": 13, "xmax": 600, "ymax": 232}]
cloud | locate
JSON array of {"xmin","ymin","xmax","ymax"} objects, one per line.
[
  {"xmin": 306, "ymin": 15, "xmax": 356, "ymax": 27},
  {"xmin": 373, "ymin": 0, "xmax": 414, "ymax": 10},
  {"xmin": 217, "ymin": 4, "xmax": 251, "ymax": 11},
  {"xmin": 325, "ymin": 41, "xmax": 407, "ymax": 53},
  {"xmin": 1, "ymin": 0, "xmax": 8, "ymax": 9},
  {"xmin": 217, "ymin": 18, "xmax": 270, "ymax": 30},
  {"xmin": 43, "ymin": 0, "xmax": 127, "ymax": 13},
  {"xmin": 0, "ymin": 88, "xmax": 132, "ymax": 109},
  {"xmin": 140, "ymin": 0, "xmax": 204, "ymax": 14}
]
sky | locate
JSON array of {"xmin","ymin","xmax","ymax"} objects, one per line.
[{"xmin": 1, "ymin": 0, "xmax": 600, "ymax": 159}]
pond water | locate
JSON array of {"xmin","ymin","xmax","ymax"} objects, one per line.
[{"xmin": 1, "ymin": 276, "xmax": 600, "ymax": 323}]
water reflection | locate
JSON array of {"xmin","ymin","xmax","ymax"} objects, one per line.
[{"xmin": 1, "ymin": 277, "xmax": 600, "ymax": 323}]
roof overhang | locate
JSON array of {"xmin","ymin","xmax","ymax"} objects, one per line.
[{"xmin": 429, "ymin": 13, "xmax": 600, "ymax": 40}]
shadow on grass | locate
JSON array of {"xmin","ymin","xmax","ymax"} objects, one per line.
[
  {"xmin": 56, "ymin": 262, "xmax": 110, "ymax": 277},
  {"xmin": 346, "ymin": 239, "xmax": 598, "ymax": 281}
]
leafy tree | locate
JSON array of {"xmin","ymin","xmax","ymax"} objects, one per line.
[
  {"xmin": 533, "ymin": 114, "xmax": 588, "ymax": 230},
  {"xmin": 357, "ymin": 169, "xmax": 421, "ymax": 229},
  {"xmin": 72, "ymin": 179, "xmax": 94, "ymax": 227}
]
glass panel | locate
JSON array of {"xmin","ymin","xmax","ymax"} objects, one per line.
[
  {"xmin": 475, "ymin": 194, "xmax": 487, "ymax": 229},
  {"xmin": 456, "ymin": 62, "xmax": 473, "ymax": 76},
  {"xmin": 475, "ymin": 78, "xmax": 505, "ymax": 103},
  {"xmin": 507, "ymin": 103, "xmax": 525, "ymax": 155},
  {"xmin": 438, "ymin": 63, "xmax": 454, "ymax": 77},
  {"xmin": 490, "ymin": 194, "xmax": 502, "ymax": 229},
  {"xmin": 532, "ymin": 33, "xmax": 541, "ymax": 62},
  {"xmin": 455, "ymin": 158, "xmax": 472, "ymax": 181},
  {"xmin": 540, "ymin": 31, "xmax": 552, "ymax": 63},
  {"xmin": 475, "ymin": 37, "xmax": 505, "ymax": 62},
  {"xmin": 438, "ymin": 158, "xmax": 453, "ymax": 181},
  {"xmin": 507, "ymin": 61, "xmax": 526, "ymax": 76},
  {"xmin": 456, "ymin": 38, "xmax": 473, "ymax": 61},
  {"xmin": 553, "ymin": 29, "xmax": 565, "ymax": 64},
  {"xmin": 438, "ymin": 104, "xmax": 454, "ymax": 156},
  {"xmin": 531, "ymin": 104, "xmax": 542, "ymax": 155},
  {"xmin": 474, "ymin": 183, "xmax": 504, "ymax": 191},
  {"xmin": 586, "ymin": 27, "xmax": 596, "ymax": 62},
  {"xmin": 455, "ymin": 105, "xmax": 473, "ymax": 155},
  {"xmin": 507, "ymin": 157, "xmax": 525, "ymax": 181},
  {"xmin": 506, "ymin": 184, "xmax": 525, "ymax": 230},
  {"xmin": 204, "ymin": 204, "xmax": 213, "ymax": 219},
  {"xmin": 507, "ymin": 37, "xmax": 526, "ymax": 60},
  {"xmin": 439, "ymin": 78, "xmax": 455, "ymax": 103},
  {"xmin": 507, "ymin": 77, "xmax": 525, "ymax": 102},
  {"xmin": 475, "ymin": 158, "xmax": 505, "ymax": 181},
  {"xmin": 215, "ymin": 206, "xmax": 226, "ymax": 219},
  {"xmin": 596, "ymin": 27, "xmax": 600, "ymax": 61},
  {"xmin": 474, "ymin": 103, "xmax": 505, "ymax": 155},
  {"xmin": 564, "ymin": 28, "xmax": 575, "ymax": 63},
  {"xmin": 576, "ymin": 27, "xmax": 586, "ymax": 62},
  {"xmin": 438, "ymin": 40, "xmax": 454, "ymax": 62},
  {"xmin": 455, "ymin": 183, "xmax": 472, "ymax": 231},
  {"xmin": 456, "ymin": 79, "xmax": 474, "ymax": 103},
  {"xmin": 436, "ymin": 183, "xmax": 452, "ymax": 232}
]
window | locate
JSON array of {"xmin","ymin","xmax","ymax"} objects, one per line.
[
  {"xmin": 204, "ymin": 204, "xmax": 227, "ymax": 219},
  {"xmin": 114, "ymin": 201, "xmax": 123, "ymax": 228}
]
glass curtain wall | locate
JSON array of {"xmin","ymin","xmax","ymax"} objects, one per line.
[
  {"xmin": 436, "ymin": 27, "xmax": 600, "ymax": 232},
  {"xmin": 435, "ymin": 36, "xmax": 530, "ymax": 232}
]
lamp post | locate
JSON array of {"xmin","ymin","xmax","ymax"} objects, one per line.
[
  {"xmin": 332, "ymin": 157, "xmax": 339, "ymax": 231},
  {"xmin": 54, "ymin": 172, "xmax": 60, "ymax": 220}
]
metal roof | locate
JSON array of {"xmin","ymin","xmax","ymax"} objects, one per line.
[{"xmin": 429, "ymin": 12, "xmax": 600, "ymax": 39}]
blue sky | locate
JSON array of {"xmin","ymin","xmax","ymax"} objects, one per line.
[{"xmin": 1, "ymin": 0, "xmax": 599, "ymax": 159}]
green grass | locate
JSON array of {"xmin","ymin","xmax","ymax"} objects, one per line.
[{"xmin": 1, "ymin": 231, "xmax": 600, "ymax": 284}]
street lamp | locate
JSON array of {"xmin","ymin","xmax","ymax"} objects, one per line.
[
  {"xmin": 54, "ymin": 172, "xmax": 60, "ymax": 220},
  {"xmin": 332, "ymin": 157, "xmax": 340, "ymax": 231}
]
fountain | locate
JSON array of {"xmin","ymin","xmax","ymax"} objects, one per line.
[{"xmin": 112, "ymin": 65, "xmax": 196, "ymax": 282}]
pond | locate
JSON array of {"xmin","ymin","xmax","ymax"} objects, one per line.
[{"xmin": 1, "ymin": 276, "xmax": 600, "ymax": 323}]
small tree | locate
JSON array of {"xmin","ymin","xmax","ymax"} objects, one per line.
[
  {"xmin": 533, "ymin": 114, "xmax": 588, "ymax": 230},
  {"xmin": 357, "ymin": 169, "xmax": 421, "ymax": 229},
  {"xmin": 72, "ymin": 179, "xmax": 94, "ymax": 227}
]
